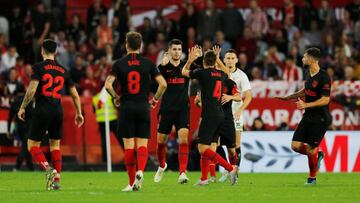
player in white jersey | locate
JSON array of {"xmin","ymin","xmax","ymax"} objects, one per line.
[{"xmin": 219, "ymin": 49, "xmax": 252, "ymax": 182}]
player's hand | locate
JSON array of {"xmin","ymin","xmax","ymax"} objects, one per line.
[
  {"xmin": 195, "ymin": 45, "xmax": 203, "ymax": 58},
  {"xmin": 17, "ymin": 108, "xmax": 26, "ymax": 121},
  {"xmin": 221, "ymin": 94, "xmax": 232, "ymax": 105},
  {"xmin": 194, "ymin": 94, "xmax": 202, "ymax": 107},
  {"xmin": 296, "ymin": 97, "xmax": 307, "ymax": 109},
  {"xmin": 234, "ymin": 109, "xmax": 243, "ymax": 121},
  {"xmin": 113, "ymin": 96, "xmax": 121, "ymax": 107},
  {"xmin": 161, "ymin": 52, "xmax": 170, "ymax": 65},
  {"xmin": 212, "ymin": 45, "xmax": 221, "ymax": 58},
  {"xmin": 274, "ymin": 96, "xmax": 289, "ymax": 101},
  {"xmin": 188, "ymin": 46, "xmax": 199, "ymax": 63},
  {"xmin": 149, "ymin": 97, "xmax": 159, "ymax": 109},
  {"xmin": 75, "ymin": 114, "xmax": 84, "ymax": 127}
]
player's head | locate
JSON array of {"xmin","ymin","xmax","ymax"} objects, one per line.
[
  {"xmin": 224, "ymin": 49, "xmax": 238, "ymax": 68},
  {"xmin": 302, "ymin": 47, "xmax": 320, "ymax": 66},
  {"xmin": 167, "ymin": 39, "xmax": 182, "ymax": 61},
  {"xmin": 41, "ymin": 39, "xmax": 57, "ymax": 56},
  {"xmin": 125, "ymin": 31, "xmax": 142, "ymax": 52},
  {"xmin": 203, "ymin": 50, "xmax": 217, "ymax": 68}
]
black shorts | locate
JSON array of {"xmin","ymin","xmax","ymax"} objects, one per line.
[
  {"xmin": 29, "ymin": 107, "xmax": 63, "ymax": 141},
  {"xmin": 293, "ymin": 115, "xmax": 330, "ymax": 147},
  {"xmin": 158, "ymin": 108, "xmax": 190, "ymax": 134},
  {"xmin": 118, "ymin": 102, "xmax": 150, "ymax": 139},
  {"xmin": 213, "ymin": 119, "xmax": 236, "ymax": 148},
  {"xmin": 198, "ymin": 115, "xmax": 224, "ymax": 145}
]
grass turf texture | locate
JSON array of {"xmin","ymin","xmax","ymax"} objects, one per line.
[{"xmin": 0, "ymin": 172, "xmax": 359, "ymax": 203}]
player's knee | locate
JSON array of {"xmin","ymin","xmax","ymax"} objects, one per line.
[
  {"xmin": 157, "ymin": 133, "xmax": 167, "ymax": 143},
  {"xmin": 291, "ymin": 143, "xmax": 301, "ymax": 152}
]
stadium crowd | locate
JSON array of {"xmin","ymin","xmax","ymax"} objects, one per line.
[{"xmin": 0, "ymin": 0, "xmax": 359, "ymax": 116}]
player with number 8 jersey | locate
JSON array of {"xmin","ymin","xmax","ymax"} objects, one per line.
[{"xmin": 105, "ymin": 32, "xmax": 167, "ymax": 192}]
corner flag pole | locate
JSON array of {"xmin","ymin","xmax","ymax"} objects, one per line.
[{"xmin": 101, "ymin": 87, "xmax": 112, "ymax": 172}]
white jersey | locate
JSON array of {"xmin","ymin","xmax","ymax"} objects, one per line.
[{"xmin": 230, "ymin": 68, "xmax": 251, "ymax": 113}]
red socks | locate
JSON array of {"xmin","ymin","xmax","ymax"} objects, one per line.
[
  {"xmin": 178, "ymin": 144, "xmax": 189, "ymax": 174},
  {"xmin": 157, "ymin": 143, "xmax": 167, "ymax": 168},
  {"xmin": 209, "ymin": 161, "xmax": 216, "ymax": 177},
  {"xmin": 124, "ymin": 149, "xmax": 136, "ymax": 186},
  {"xmin": 202, "ymin": 149, "xmax": 233, "ymax": 172},
  {"xmin": 308, "ymin": 148, "xmax": 319, "ymax": 178},
  {"xmin": 200, "ymin": 156, "xmax": 210, "ymax": 181},
  {"xmin": 51, "ymin": 150, "xmax": 62, "ymax": 182},
  {"xmin": 229, "ymin": 153, "xmax": 238, "ymax": 166},
  {"xmin": 137, "ymin": 146, "xmax": 148, "ymax": 172},
  {"xmin": 29, "ymin": 146, "xmax": 49, "ymax": 170}
]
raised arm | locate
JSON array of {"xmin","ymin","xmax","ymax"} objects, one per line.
[
  {"xmin": 182, "ymin": 46, "xmax": 200, "ymax": 77},
  {"xmin": 212, "ymin": 46, "xmax": 230, "ymax": 77}
]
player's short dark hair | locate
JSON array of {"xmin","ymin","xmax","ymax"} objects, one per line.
[
  {"xmin": 225, "ymin": 49, "xmax": 237, "ymax": 55},
  {"xmin": 42, "ymin": 39, "xmax": 57, "ymax": 54},
  {"xmin": 305, "ymin": 47, "xmax": 321, "ymax": 60},
  {"xmin": 203, "ymin": 50, "xmax": 217, "ymax": 66},
  {"xmin": 126, "ymin": 31, "xmax": 142, "ymax": 51},
  {"xmin": 168, "ymin": 39, "xmax": 182, "ymax": 48}
]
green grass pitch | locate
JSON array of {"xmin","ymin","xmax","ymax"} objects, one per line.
[{"xmin": 0, "ymin": 172, "xmax": 359, "ymax": 203}]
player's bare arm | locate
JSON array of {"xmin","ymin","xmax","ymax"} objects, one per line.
[
  {"xmin": 296, "ymin": 96, "xmax": 330, "ymax": 110},
  {"xmin": 18, "ymin": 80, "xmax": 39, "ymax": 121},
  {"xmin": 221, "ymin": 92, "xmax": 242, "ymax": 105},
  {"xmin": 182, "ymin": 46, "xmax": 200, "ymax": 77},
  {"xmin": 69, "ymin": 86, "xmax": 84, "ymax": 127},
  {"xmin": 234, "ymin": 90, "xmax": 252, "ymax": 120},
  {"xmin": 161, "ymin": 52, "xmax": 170, "ymax": 66},
  {"xmin": 150, "ymin": 75, "xmax": 167, "ymax": 108},
  {"xmin": 275, "ymin": 88, "xmax": 305, "ymax": 101},
  {"xmin": 105, "ymin": 75, "xmax": 121, "ymax": 106}
]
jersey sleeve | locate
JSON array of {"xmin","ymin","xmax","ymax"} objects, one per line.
[
  {"xmin": 239, "ymin": 72, "xmax": 251, "ymax": 92},
  {"xmin": 320, "ymin": 73, "xmax": 331, "ymax": 97},
  {"xmin": 31, "ymin": 64, "xmax": 41, "ymax": 81},
  {"xmin": 150, "ymin": 62, "xmax": 161, "ymax": 78},
  {"xmin": 189, "ymin": 68, "xmax": 202, "ymax": 79},
  {"xmin": 157, "ymin": 64, "xmax": 166, "ymax": 76}
]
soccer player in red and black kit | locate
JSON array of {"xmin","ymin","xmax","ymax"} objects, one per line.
[
  {"xmin": 195, "ymin": 75, "xmax": 242, "ymax": 183},
  {"xmin": 17, "ymin": 39, "xmax": 84, "ymax": 190},
  {"xmin": 153, "ymin": 39, "xmax": 191, "ymax": 184},
  {"xmin": 275, "ymin": 48, "xmax": 330, "ymax": 185},
  {"xmin": 182, "ymin": 46, "xmax": 238, "ymax": 185},
  {"xmin": 105, "ymin": 32, "xmax": 167, "ymax": 192}
]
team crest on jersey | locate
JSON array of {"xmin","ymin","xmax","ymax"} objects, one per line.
[{"xmin": 312, "ymin": 81, "xmax": 318, "ymax": 88}]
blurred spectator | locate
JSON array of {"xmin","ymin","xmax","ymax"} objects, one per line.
[
  {"xmin": 31, "ymin": 2, "xmax": 51, "ymax": 61},
  {"xmin": 80, "ymin": 67, "xmax": 101, "ymax": 96},
  {"xmin": 56, "ymin": 39, "xmax": 78, "ymax": 69},
  {"xmin": 153, "ymin": 7, "xmax": 166, "ymax": 33},
  {"xmin": 345, "ymin": 0, "xmax": 360, "ymax": 22},
  {"xmin": 145, "ymin": 43, "xmax": 159, "ymax": 64},
  {"xmin": 282, "ymin": 0, "xmax": 300, "ymax": 26},
  {"xmin": 104, "ymin": 43, "xmax": 114, "ymax": 63},
  {"xmin": 214, "ymin": 31, "xmax": 231, "ymax": 58},
  {"xmin": 235, "ymin": 27, "xmax": 257, "ymax": 62},
  {"xmin": 87, "ymin": 0, "xmax": 108, "ymax": 33},
  {"xmin": 300, "ymin": 0, "xmax": 319, "ymax": 31},
  {"xmin": 276, "ymin": 117, "xmax": 290, "ymax": 131},
  {"xmin": 179, "ymin": 3, "xmax": 197, "ymax": 40},
  {"xmin": 326, "ymin": 66, "xmax": 336, "ymax": 81},
  {"xmin": 184, "ymin": 27, "xmax": 197, "ymax": 52},
  {"xmin": 220, "ymin": 0, "xmax": 244, "ymax": 46},
  {"xmin": 264, "ymin": 44, "xmax": 285, "ymax": 70},
  {"xmin": 0, "ymin": 33, "xmax": 6, "ymax": 54},
  {"xmin": 338, "ymin": 10, "xmax": 355, "ymax": 35},
  {"xmin": 4, "ymin": 68, "xmax": 22, "ymax": 96},
  {"xmin": 70, "ymin": 55, "xmax": 86, "ymax": 84},
  {"xmin": 289, "ymin": 30, "xmax": 310, "ymax": 55},
  {"xmin": 260, "ymin": 54, "xmax": 281, "ymax": 80},
  {"xmin": 138, "ymin": 17, "xmax": 156, "ymax": 45},
  {"xmin": 245, "ymin": 0, "xmax": 269, "ymax": 38},
  {"xmin": 0, "ymin": 15, "xmax": 9, "ymax": 44},
  {"xmin": 288, "ymin": 44, "xmax": 302, "ymax": 67},
  {"xmin": 238, "ymin": 52, "xmax": 251, "ymax": 75},
  {"xmin": 66, "ymin": 14, "xmax": 86, "ymax": 44},
  {"xmin": 282, "ymin": 55, "xmax": 303, "ymax": 82},
  {"xmin": 109, "ymin": 0, "xmax": 130, "ymax": 43},
  {"xmin": 354, "ymin": 56, "xmax": 360, "ymax": 80},
  {"xmin": 318, "ymin": 0, "xmax": 336, "ymax": 28},
  {"xmin": 250, "ymin": 66, "xmax": 262, "ymax": 81},
  {"xmin": 344, "ymin": 66, "xmax": 355, "ymax": 81},
  {"xmin": 90, "ymin": 14, "xmax": 112, "ymax": 51},
  {"xmin": 197, "ymin": 0, "xmax": 220, "ymax": 40},
  {"xmin": 252, "ymin": 117, "xmax": 266, "ymax": 131},
  {"xmin": 272, "ymin": 29, "xmax": 288, "ymax": 54},
  {"xmin": 92, "ymin": 54, "xmax": 111, "ymax": 84},
  {"xmin": 303, "ymin": 20, "xmax": 322, "ymax": 47},
  {"xmin": 322, "ymin": 34, "xmax": 336, "ymax": 60},
  {"xmin": 1, "ymin": 46, "xmax": 18, "ymax": 74},
  {"xmin": 338, "ymin": 32, "xmax": 353, "ymax": 58},
  {"xmin": 8, "ymin": 6, "xmax": 24, "ymax": 52},
  {"xmin": 284, "ymin": 16, "xmax": 299, "ymax": 43}
]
